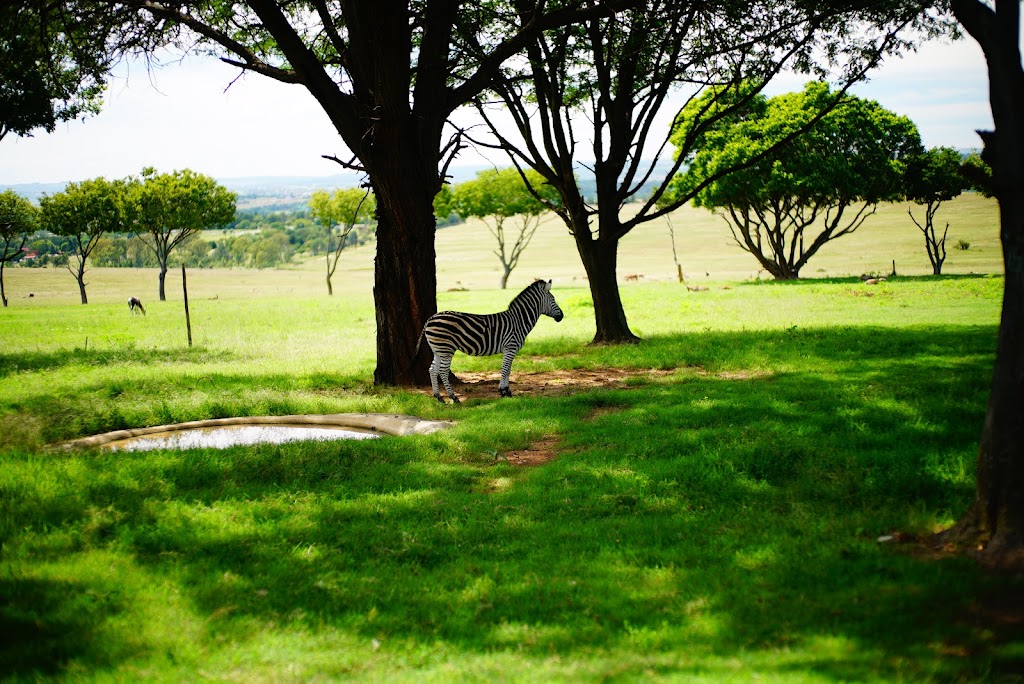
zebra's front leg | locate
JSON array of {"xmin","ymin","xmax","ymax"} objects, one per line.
[{"xmin": 498, "ymin": 347, "xmax": 519, "ymax": 398}]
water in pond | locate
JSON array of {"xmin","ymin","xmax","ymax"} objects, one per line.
[{"xmin": 107, "ymin": 424, "xmax": 380, "ymax": 452}]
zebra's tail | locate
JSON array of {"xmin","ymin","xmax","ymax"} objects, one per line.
[
  {"xmin": 413, "ymin": 327, "xmax": 426, "ymax": 358},
  {"xmin": 404, "ymin": 325, "xmax": 429, "ymax": 378}
]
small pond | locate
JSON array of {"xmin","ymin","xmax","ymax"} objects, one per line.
[
  {"xmin": 106, "ymin": 424, "xmax": 380, "ymax": 452},
  {"xmin": 58, "ymin": 413, "xmax": 453, "ymax": 452}
]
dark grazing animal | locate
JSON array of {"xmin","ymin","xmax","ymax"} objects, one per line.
[
  {"xmin": 128, "ymin": 297, "xmax": 146, "ymax": 315},
  {"xmin": 416, "ymin": 279, "xmax": 564, "ymax": 403}
]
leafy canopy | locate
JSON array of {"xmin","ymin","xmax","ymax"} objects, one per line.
[
  {"xmin": 670, "ymin": 81, "xmax": 923, "ymax": 211},
  {"xmin": 308, "ymin": 188, "xmax": 376, "ymax": 231},
  {"xmin": 123, "ymin": 168, "xmax": 236, "ymax": 244},
  {"xmin": 0, "ymin": 191, "xmax": 38, "ymax": 238},
  {"xmin": 451, "ymin": 168, "xmax": 561, "ymax": 221},
  {"xmin": 666, "ymin": 81, "xmax": 923, "ymax": 280},
  {"xmin": 0, "ymin": 0, "xmax": 117, "ymax": 141},
  {"xmin": 38, "ymin": 178, "xmax": 125, "ymax": 240},
  {"xmin": 904, "ymin": 146, "xmax": 970, "ymax": 206}
]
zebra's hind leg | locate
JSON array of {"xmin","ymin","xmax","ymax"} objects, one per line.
[
  {"xmin": 429, "ymin": 355, "xmax": 444, "ymax": 403},
  {"xmin": 437, "ymin": 353, "xmax": 460, "ymax": 404}
]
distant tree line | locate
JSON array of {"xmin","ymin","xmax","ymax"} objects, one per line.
[
  {"xmin": 1, "ymin": 168, "xmax": 236, "ymax": 304},
  {"xmin": 0, "ymin": 133, "xmax": 994, "ymax": 309}
]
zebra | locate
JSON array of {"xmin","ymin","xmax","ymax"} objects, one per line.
[{"xmin": 416, "ymin": 279, "xmax": 564, "ymax": 403}]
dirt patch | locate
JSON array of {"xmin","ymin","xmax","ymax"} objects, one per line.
[
  {"xmin": 500, "ymin": 435, "xmax": 561, "ymax": 467},
  {"xmin": 421, "ymin": 366, "xmax": 770, "ymax": 402},
  {"xmin": 428, "ymin": 367, "xmax": 677, "ymax": 402},
  {"xmin": 430, "ymin": 365, "xmax": 757, "ymax": 469}
]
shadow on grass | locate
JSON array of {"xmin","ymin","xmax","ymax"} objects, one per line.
[
  {"xmin": 0, "ymin": 576, "xmax": 127, "ymax": 676},
  {"xmin": 4, "ymin": 368, "xmax": 381, "ymax": 445},
  {"xmin": 2, "ymin": 323, "xmax": 1018, "ymax": 680},
  {"xmin": 0, "ymin": 345, "xmax": 236, "ymax": 379}
]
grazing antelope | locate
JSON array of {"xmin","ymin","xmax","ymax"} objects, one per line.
[{"xmin": 128, "ymin": 297, "xmax": 146, "ymax": 315}]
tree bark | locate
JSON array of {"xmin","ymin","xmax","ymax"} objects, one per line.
[
  {"xmin": 576, "ymin": 232, "xmax": 639, "ymax": 344},
  {"xmin": 942, "ymin": 196, "xmax": 1024, "ymax": 560},
  {"xmin": 940, "ymin": 0, "xmax": 1024, "ymax": 564},
  {"xmin": 353, "ymin": 0, "xmax": 441, "ymax": 386},
  {"xmin": 333, "ymin": 0, "xmax": 446, "ymax": 386},
  {"xmin": 76, "ymin": 270, "xmax": 88, "ymax": 304},
  {"xmin": 371, "ymin": 174, "xmax": 438, "ymax": 386}
]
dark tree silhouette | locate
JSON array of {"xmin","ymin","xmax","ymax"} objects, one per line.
[
  {"xmin": 940, "ymin": 0, "xmax": 1024, "ymax": 565},
  {"xmin": 0, "ymin": 0, "xmax": 109, "ymax": 141}
]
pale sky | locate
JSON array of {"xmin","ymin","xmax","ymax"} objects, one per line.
[{"xmin": 0, "ymin": 36, "xmax": 992, "ymax": 187}]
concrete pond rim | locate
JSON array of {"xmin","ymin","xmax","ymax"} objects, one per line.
[{"xmin": 58, "ymin": 413, "xmax": 454, "ymax": 451}]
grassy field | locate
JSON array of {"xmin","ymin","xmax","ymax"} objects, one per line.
[{"xmin": 2, "ymin": 196, "xmax": 1022, "ymax": 681}]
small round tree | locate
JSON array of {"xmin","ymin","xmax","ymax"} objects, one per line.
[
  {"xmin": 39, "ymin": 178, "xmax": 124, "ymax": 304},
  {"xmin": 669, "ymin": 81, "xmax": 923, "ymax": 280},
  {"xmin": 904, "ymin": 146, "xmax": 971, "ymax": 275},
  {"xmin": 0, "ymin": 190, "xmax": 38, "ymax": 307},
  {"xmin": 123, "ymin": 168, "xmax": 236, "ymax": 301},
  {"xmin": 451, "ymin": 168, "xmax": 561, "ymax": 289},
  {"xmin": 308, "ymin": 188, "xmax": 376, "ymax": 295}
]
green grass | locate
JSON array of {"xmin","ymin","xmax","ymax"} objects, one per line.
[{"xmin": 1, "ymin": 195, "xmax": 1021, "ymax": 681}]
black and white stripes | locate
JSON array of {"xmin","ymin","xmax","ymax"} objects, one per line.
[{"xmin": 418, "ymin": 279, "xmax": 564, "ymax": 403}]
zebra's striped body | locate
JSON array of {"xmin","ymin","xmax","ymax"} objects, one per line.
[{"xmin": 418, "ymin": 279, "xmax": 564, "ymax": 403}]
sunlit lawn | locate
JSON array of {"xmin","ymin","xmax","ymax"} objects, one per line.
[{"xmin": 2, "ymin": 195, "xmax": 1021, "ymax": 681}]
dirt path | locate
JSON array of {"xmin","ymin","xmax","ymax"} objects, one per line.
[
  {"xmin": 427, "ymin": 367, "xmax": 677, "ymax": 401},
  {"xmin": 419, "ymin": 367, "xmax": 676, "ymax": 468}
]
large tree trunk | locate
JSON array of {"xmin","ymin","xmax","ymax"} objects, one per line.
[
  {"xmin": 941, "ymin": 0, "xmax": 1024, "ymax": 563},
  {"xmin": 576, "ymin": 233, "xmax": 639, "ymax": 344},
  {"xmin": 941, "ymin": 195, "xmax": 1024, "ymax": 559},
  {"xmin": 371, "ymin": 176, "xmax": 437, "ymax": 386},
  {"xmin": 330, "ymin": 0, "xmax": 446, "ymax": 387},
  {"xmin": 358, "ymin": 0, "xmax": 441, "ymax": 386}
]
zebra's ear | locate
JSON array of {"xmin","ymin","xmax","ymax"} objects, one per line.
[{"xmin": 545, "ymin": 279, "xmax": 552, "ymax": 291}]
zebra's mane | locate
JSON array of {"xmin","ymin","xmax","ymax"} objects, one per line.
[{"xmin": 507, "ymin": 280, "xmax": 547, "ymax": 311}]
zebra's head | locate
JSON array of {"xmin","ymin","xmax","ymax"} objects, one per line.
[{"xmin": 539, "ymin": 279, "xmax": 564, "ymax": 322}]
